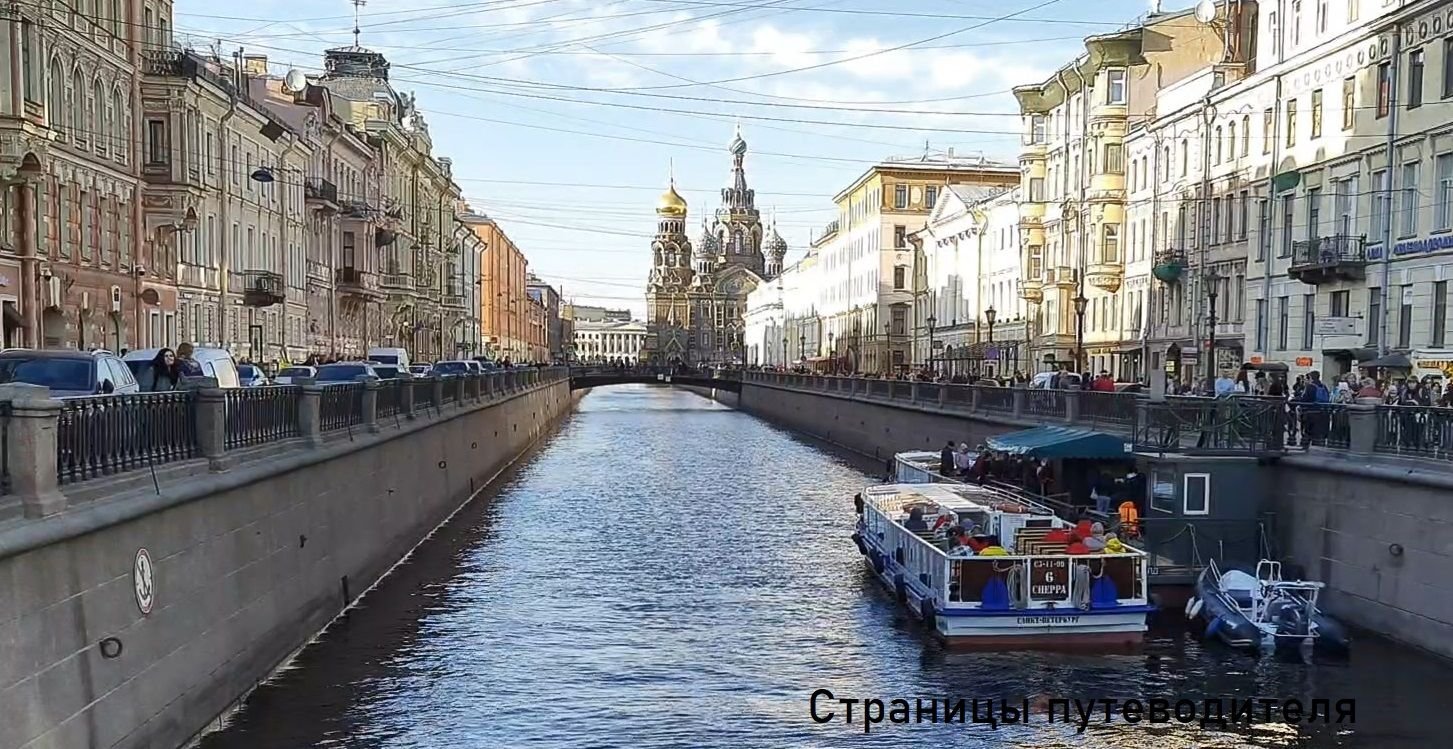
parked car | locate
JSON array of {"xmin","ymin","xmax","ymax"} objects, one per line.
[
  {"xmin": 273, "ymin": 365, "xmax": 316, "ymax": 385},
  {"xmin": 371, "ymin": 364, "xmax": 402, "ymax": 379},
  {"xmin": 408, "ymin": 364, "xmax": 432, "ymax": 377},
  {"xmin": 1030, "ymin": 371, "xmax": 1083, "ymax": 389},
  {"xmin": 0, "ymin": 349, "xmax": 140, "ymax": 397},
  {"xmin": 315, "ymin": 362, "xmax": 380, "ymax": 383},
  {"xmin": 236, "ymin": 364, "xmax": 270, "ymax": 387},
  {"xmin": 366, "ymin": 347, "xmax": 410, "ymax": 369},
  {"xmin": 124, "ymin": 347, "xmax": 241, "ymax": 389},
  {"xmin": 431, "ymin": 360, "xmax": 474, "ymax": 377}
]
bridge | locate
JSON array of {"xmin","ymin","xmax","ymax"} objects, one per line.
[{"xmin": 567, "ymin": 365, "xmax": 742, "ymax": 392}]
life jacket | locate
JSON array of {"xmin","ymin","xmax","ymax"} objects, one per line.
[
  {"xmin": 1117, "ymin": 501, "xmax": 1140, "ymax": 538},
  {"xmin": 978, "ymin": 545, "xmax": 1008, "ymax": 556}
]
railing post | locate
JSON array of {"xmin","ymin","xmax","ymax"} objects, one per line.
[
  {"xmin": 1347, "ymin": 402, "xmax": 1377, "ymax": 455},
  {"xmin": 192, "ymin": 384, "xmax": 229, "ymax": 472},
  {"xmin": 454, "ymin": 374, "xmax": 466, "ymax": 405},
  {"xmin": 0, "ymin": 385, "xmax": 66, "ymax": 518},
  {"xmin": 360, "ymin": 377, "xmax": 380, "ymax": 433},
  {"xmin": 938, "ymin": 384, "xmax": 948, "ymax": 407},
  {"xmin": 400, "ymin": 374, "xmax": 417, "ymax": 419},
  {"xmin": 299, "ymin": 385, "xmax": 324, "ymax": 448},
  {"xmin": 970, "ymin": 385, "xmax": 982, "ymax": 412},
  {"xmin": 1012, "ymin": 387, "xmax": 1026, "ymax": 418},
  {"xmin": 432, "ymin": 376, "xmax": 446, "ymax": 409},
  {"xmin": 1065, "ymin": 390, "xmax": 1081, "ymax": 424},
  {"xmin": 911, "ymin": 382, "xmax": 922, "ymax": 403}
]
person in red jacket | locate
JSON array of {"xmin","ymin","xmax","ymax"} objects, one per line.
[{"xmin": 1090, "ymin": 371, "xmax": 1116, "ymax": 392}]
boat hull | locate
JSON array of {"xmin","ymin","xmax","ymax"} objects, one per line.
[{"xmin": 1192, "ymin": 568, "xmax": 1352, "ymax": 653}]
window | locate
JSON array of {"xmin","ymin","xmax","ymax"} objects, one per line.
[
  {"xmin": 1377, "ymin": 62, "xmax": 1391, "ymax": 118},
  {"xmin": 1306, "ymin": 187, "xmax": 1321, "ymax": 242},
  {"xmin": 1180, "ymin": 139, "xmax": 1188, "ymax": 176},
  {"xmin": 893, "ymin": 224, "xmax": 906, "ymax": 248},
  {"xmin": 1214, "ymin": 127, "xmax": 1223, "ymax": 164},
  {"xmin": 1342, "ymin": 77, "xmax": 1356, "ymax": 130},
  {"xmin": 1445, "ymin": 39, "xmax": 1453, "ymax": 99},
  {"xmin": 1177, "ymin": 203, "xmax": 1188, "ymax": 248},
  {"xmin": 1285, "ymin": 99, "xmax": 1298, "ymax": 147},
  {"xmin": 1107, "ymin": 68, "xmax": 1127, "ymax": 104},
  {"xmin": 1280, "ymin": 194, "xmax": 1295, "ymax": 258},
  {"xmin": 1371, "ymin": 169, "xmax": 1389, "ymax": 241},
  {"xmin": 146, "ymin": 120, "xmax": 168, "ymax": 165},
  {"xmin": 893, "ymin": 266, "xmax": 906, "ymax": 290},
  {"xmin": 1436, "ymin": 282, "xmax": 1449, "ymax": 347},
  {"xmin": 1257, "ymin": 198, "xmax": 1271, "ymax": 261},
  {"xmin": 1336, "ymin": 176, "xmax": 1358, "ymax": 235},
  {"xmin": 1330, "ymin": 290, "xmax": 1350, "ymax": 317},
  {"xmin": 1400, "ymin": 162, "xmax": 1418, "ymax": 237},
  {"xmin": 1104, "ymin": 143, "xmax": 1123, "ymax": 173},
  {"xmin": 1438, "ymin": 154, "xmax": 1453, "ymax": 230},
  {"xmin": 21, "ymin": 22, "xmax": 37, "ymax": 103},
  {"xmin": 1311, "ymin": 89, "xmax": 1323, "ymax": 138},
  {"xmin": 1030, "ymin": 114, "xmax": 1046, "ymax": 144},
  {"xmin": 1398, "ymin": 285, "xmax": 1413, "ymax": 348},
  {"xmin": 1368, "ymin": 288, "xmax": 1381, "ymax": 345},
  {"xmin": 1277, "ymin": 296, "xmax": 1289, "ymax": 350},
  {"xmin": 1316, "ymin": 0, "xmax": 1328, "ymax": 33},
  {"xmin": 1270, "ymin": 11, "xmax": 1280, "ymax": 56},
  {"xmin": 1103, "ymin": 224, "xmax": 1120, "ymax": 262},
  {"xmin": 1227, "ymin": 121, "xmax": 1236, "ymax": 161},
  {"xmin": 925, "ymin": 186, "xmax": 938, "ymax": 209},
  {"xmin": 1409, "ymin": 49, "xmax": 1426, "ymax": 109},
  {"xmin": 1262, "ymin": 108, "xmax": 1274, "ymax": 154},
  {"xmin": 1237, "ymin": 191, "xmax": 1249, "ymax": 239},
  {"xmin": 1303, "ymin": 293, "xmax": 1316, "ymax": 349},
  {"xmin": 1029, "ymin": 177, "xmax": 1044, "ymax": 201},
  {"xmin": 1211, "ymin": 197, "xmax": 1222, "ymax": 244},
  {"xmin": 1255, "ymin": 299, "xmax": 1267, "ymax": 349},
  {"xmin": 1241, "ymin": 115, "xmax": 1250, "ymax": 156},
  {"xmin": 1348, "ymin": 0, "xmax": 1359, "ymax": 22}
]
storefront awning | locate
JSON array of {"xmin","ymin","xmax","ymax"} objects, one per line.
[
  {"xmin": 986, "ymin": 426, "xmax": 1133, "ymax": 460},
  {"xmin": 1363, "ymin": 352, "xmax": 1413, "ymax": 369}
]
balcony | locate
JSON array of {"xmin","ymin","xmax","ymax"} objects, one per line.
[
  {"xmin": 1152, "ymin": 248, "xmax": 1188, "ymax": 283},
  {"xmin": 380, "ymin": 266, "xmax": 414, "ymax": 292},
  {"xmin": 304, "ymin": 178, "xmax": 339, "ymax": 212},
  {"xmin": 1044, "ymin": 266, "xmax": 1078, "ymax": 289},
  {"xmin": 1085, "ymin": 262, "xmax": 1124, "ymax": 293},
  {"xmin": 335, "ymin": 267, "xmax": 381, "ymax": 299},
  {"xmin": 1020, "ymin": 278, "xmax": 1044, "ymax": 303},
  {"xmin": 441, "ymin": 280, "xmax": 467, "ymax": 309},
  {"xmin": 1020, "ymin": 140, "xmax": 1047, "ymax": 160},
  {"xmin": 1086, "ymin": 172, "xmax": 1125, "ymax": 203},
  {"xmin": 1289, "ymin": 235, "xmax": 1368, "ymax": 285},
  {"xmin": 241, "ymin": 270, "xmax": 285, "ymax": 307}
]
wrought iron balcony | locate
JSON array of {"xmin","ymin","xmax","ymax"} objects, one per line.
[
  {"xmin": 304, "ymin": 178, "xmax": 339, "ymax": 210},
  {"xmin": 441, "ymin": 279, "xmax": 467, "ymax": 308},
  {"xmin": 1152, "ymin": 248, "xmax": 1188, "ymax": 283},
  {"xmin": 241, "ymin": 270, "xmax": 285, "ymax": 307},
  {"xmin": 380, "ymin": 266, "xmax": 414, "ymax": 291},
  {"xmin": 1289, "ymin": 235, "xmax": 1368, "ymax": 284},
  {"xmin": 335, "ymin": 267, "xmax": 380, "ymax": 299}
]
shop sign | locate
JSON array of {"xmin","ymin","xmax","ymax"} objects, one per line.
[
  {"xmin": 1394, "ymin": 233, "xmax": 1453, "ymax": 257},
  {"xmin": 1249, "ymin": 355, "xmax": 1264, "ymax": 364},
  {"xmin": 1295, "ymin": 356, "xmax": 1314, "ymax": 366},
  {"xmin": 1315, "ymin": 316, "xmax": 1360, "ymax": 336}
]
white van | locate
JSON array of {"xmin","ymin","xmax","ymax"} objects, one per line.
[
  {"xmin": 124, "ymin": 347, "xmax": 241, "ymax": 389},
  {"xmin": 367, "ymin": 347, "xmax": 411, "ymax": 369}
]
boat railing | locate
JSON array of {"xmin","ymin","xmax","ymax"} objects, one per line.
[
  {"xmin": 946, "ymin": 553, "xmax": 1148, "ymax": 608},
  {"xmin": 864, "ymin": 503, "xmax": 954, "ymax": 603}
]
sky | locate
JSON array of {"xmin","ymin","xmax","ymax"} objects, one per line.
[{"xmin": 174, "ymin": 0, "xmax": 1196, "ymax": 318}]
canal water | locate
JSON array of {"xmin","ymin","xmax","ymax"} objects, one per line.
[{"xmin": 200, "ymin": 386, "xmax": 1450, "ymax": 749}]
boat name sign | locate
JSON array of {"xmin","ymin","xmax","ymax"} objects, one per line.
[
  {"xmin": 1016, "ymin": 615, "xmax": 1082, "ymax": 626},
  {"xmin": 1030, "ymin": 558, "xmax": 1070, "ymax": 600}
]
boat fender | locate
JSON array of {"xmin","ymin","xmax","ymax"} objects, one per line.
[
  {"xmin": 854, "ymin": 493, "xmax": 864, "ymax": 514},
  {"xmin": 894, "ymin": 547, "xmax": 905, "ymax": 565},
  {"xmin": 871, "ymin": 551, "xmax": 885, "ymax": 574},
  {"xmin": 1204, "ymin": 615, "xmax": 1222, "ymax": 640},
  {"xmin": 851, "ymin": 532, "xmax": 867, "ymax": 556},
  {"xmin": 1186, "ymin": 597, "xmax": 1204, "ymax": 620},
  {"xmin": 894, "ymin": 573, "xmax": 908, "ymax": 604},
  {"xmin": 919, "ymin": 598, "xmax": 936, "ymax": 623}
]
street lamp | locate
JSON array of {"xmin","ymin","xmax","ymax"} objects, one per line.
[
  {"xmin": 781, "ymin": 335, "xmax": 788, "ymax": 367},
  {"xmin": 828, "ymin": 331, "xmax": 835, "ymax": 373},
  {"xmin": 1204, "ymin": 268, "xmax": 1221, "ymax": 393},
  {"xmin": 799, "ymin": 333, "xmax": 806, "ymax": 362},
  {"xmin": 884, "ymin": 321, "xmax": 893, "ymax": 375},
  {"xmin": 984, "ymin": 306, "xmax": 997, "ymax": 343},
  {"xmin": 853, "ymin": 319, "xmax": 861, "ymax": 373},
  {"xmin": 926, "ymin": 314, "xmax": 936, "ymax": 370},
  {"xmin": 1072, "ymin": 293, "xmax": 1088, "ymax": 375}
]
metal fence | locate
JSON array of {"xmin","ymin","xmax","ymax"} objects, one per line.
[
  {"xmin": 975, "ymin": 385, "xmax": 1015, "ymax": 413},
  {"xmin": 319, "ymin": 384, "xmax": 364, "ymax": 432},
  {"xmin": 1286, "ymin": 403, "xmax": 1350, "ymax": 449},
  {"xmin": 1132, "ymin": 396, "xmax": 1287, "ymax": 454},
  {"xmin": 57, "ymin": 391, "xmax": 198, "ymax": 485},
  {"xmin": 412, "ymin": 377, "xmax": 437, "ymax": 411},
  {"xmin": 1374, "ymin": 405, "xmax": 1453, "ymax": 460},
  {"xmin": 1022, "ymin": 389, "xmax": 1066, "ymax": 420},
  {"xmin": 377, "ymin": 379, "xmax": 402, "ymax": 419},
  {"xmin": 1079, "ymin": 391, "xmax": 1139, "ymax": 428},
  {"xmin": 224, "ymin": 386, "xmax": 301, "ymax": 449}
]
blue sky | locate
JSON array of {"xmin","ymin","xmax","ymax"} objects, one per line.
[{"xmin": 175, "ymin": 0, "xmax": 1191, "ymax": 317}]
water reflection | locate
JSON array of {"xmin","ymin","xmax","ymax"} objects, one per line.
[{"xmin": 200, "ymin": 385, "xmax": 1448, "ymax": 749}]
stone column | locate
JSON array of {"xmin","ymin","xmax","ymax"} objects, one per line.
[
  {"xmin": 299, "ymin": 385, "xmax": 324, "ymax": 448},
  {"xmin": 1012, "ymin": 387, "xmax": 1026, "ymax": 418},
  {"xmin": 431, "ymin": 376, "xmax": 445, "ymax": 409},
  {"xmin": 1065, "ymin": 390, "xmax": 1081, "ymax": 424},
  {"xmin": 360, "ymin": 376, "xmax": 380, "ymax": 433},
  {"xmin": 1347, "ymin": 401, "xmax": 1379, "ymax": 455},
  {"xmin": 970, "ymin": 385, "xmax": 982, "ymax": 412},
  {"xmin": 194, "ymin": 386, "xmax": 230, "ymax": 472},
  {"xmin": 910, "ymin": 382, "xmax": 922, "ymax": 404},
  {"xmin": 453, "ymin": 374, "xmax": 466, "ymax": 405},
  {"xmin": 400, "ymin": 374, "xmax": 417, "ymax": 419},
  {"xmin": 0, "ymin": 385, "xmax": 67, "ymax": 519}
]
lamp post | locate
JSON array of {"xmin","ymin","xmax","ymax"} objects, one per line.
[
  {"xmin": 1072, "ymin": 293, "xmax": 1088, "ymax": 375},
  {"xmin": 781, "ymin": 335, "xmax": 787, "ymax": 367},
  {"xmin": 1204, "ymin": 268, "xmax": 1221, "ymax": 393},
  {"xmin": 985, "ymin": 306, "xmax": 997, "ymax": 343},
  {"xmin": 853, "ymin": 319, "xmax": 861, "ymax": 373},
  {"xmin": 798, "ymin": 333, "xmax": 805, "ymax": 363},
  {"xmin": 926, "ymin": 314, "xmax": 936, "ymax": 371},
  {"xmin": 884, "ymin": 321, "xmax": 893, "ymax": 375}
]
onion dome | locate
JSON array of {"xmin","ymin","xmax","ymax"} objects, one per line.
[
  {"xmin": 656, "ymin": 180, "xmax": 688, "ymax": 217},
  {"xmin": 696, "ymin": 221, "xmax": 719, "ymax": 257},
  {"xmin": 729, "ymin": 122, "xmax": 747, "ymax": 156}
]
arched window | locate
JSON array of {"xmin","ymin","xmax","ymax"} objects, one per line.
[
  {"xmin": 90, "ymin": 80, "xmax": 103, "ymax": 154},
  {"xmin": 47, "ymin": 57, "xmax": 64, "ymax": 131},
  {"xmin": 1241, "ymin": 115, "xmax": 1251, "ymax": 156},
  {"xmin": 1227, "ymin": 121, "xmax": 1237, "ymax": 161},
  {"xmin": 111, "ymin": 89, "xmax": 125, "ymax": 163},
  {"xmin": 1162, "ymin": 146, "xmax": 1171, "ymax": 181},
  {"xmin": 1179, "ymin": 139, "xmax": 1188, "ymax": 176},
  {"xmin": 112, "ymin": 0, "xmax": 123, "ymax": 38},
  {"xmin": 70, "ymin": 70, "xmax": 84, "ymax": 146},
  {"xmin": 1214, "ymin": 127, "xmax": 1223, "ymax": 163}
]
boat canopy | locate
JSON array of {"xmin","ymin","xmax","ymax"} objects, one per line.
[{"xmin": 985, "ymin": 426, "xmax": 1131, "ymax": 460}]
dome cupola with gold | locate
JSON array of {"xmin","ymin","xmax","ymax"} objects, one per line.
[{"xmin": 657, "ymin": 179, "xmax": 688, "ymax": 217}]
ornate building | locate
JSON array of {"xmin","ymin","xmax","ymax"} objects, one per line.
[{"xmin": 644, "ymin": 127, "xmax": 788, "ymax": 365}]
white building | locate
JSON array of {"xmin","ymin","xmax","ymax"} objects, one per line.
[
  {"xmin": 573, "ymin": 319, "xmax": 647, "ymax": 363},
  {"xmin": 916, "ymin": 186, "xmax": 1030, "ymax": 377},
  {"xmin": 744, "ymin": 250, "xmax": 821, "ymax": 367}
]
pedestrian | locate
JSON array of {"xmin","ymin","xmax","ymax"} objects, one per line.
[
  {"xmin": 174, "ymin": 342, "xmax": 204, "ymax": 378},
  {"xmin": 140, "ymin": 348, "xmax": 180, "ymax": 391},
  {"xmin": 1297, "ymin": 370, "xmax": 1331, "ymax": 448},
  {"xmin": 940, "ymin": 440, "xmax": 956, "ymax": 476}
]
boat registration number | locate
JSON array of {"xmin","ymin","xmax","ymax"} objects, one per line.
[{"xmin": 1015, "ymin": 615, "xmax": 1082, "ymax": 626}]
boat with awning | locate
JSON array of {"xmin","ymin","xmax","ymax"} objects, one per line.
[{"xmin": 985, "ymin": 426, "xmax": 1133, "ymax": 461}]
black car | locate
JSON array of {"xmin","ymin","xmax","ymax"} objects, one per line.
[{"xmin": 314, "ymin": 362, "xmax": 379, "ymax": 383}]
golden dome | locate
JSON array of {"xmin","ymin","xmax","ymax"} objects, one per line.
[{"xmin": 657, "ymin": 181, "xmax": 688, "ymax": 217}]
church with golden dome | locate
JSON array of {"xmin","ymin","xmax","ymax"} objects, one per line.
[{"xmin": 644, "ymin": 126, "xmax": 789, "ymax": 365}]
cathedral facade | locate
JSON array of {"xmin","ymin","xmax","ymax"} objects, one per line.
[{"xmin": 644, "ymin": 127, "xmax": 787, "ymax": 365}]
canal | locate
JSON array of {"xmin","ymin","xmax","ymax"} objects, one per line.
[{"xmin": 200, "ymin": 385, "xmax": 1450, "ymax": 748}]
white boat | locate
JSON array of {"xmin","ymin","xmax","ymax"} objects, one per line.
[
  {"xmin": 894, "ymin": 450, "xmax": 952, "ymax": 483},
  {"xmin": 852, "ymin": 482, "xmax": 1153, "ymax": 649}
]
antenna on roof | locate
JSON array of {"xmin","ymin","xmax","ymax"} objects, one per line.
[{"xmin": 351, "ymin": 0, "xmax": 366, "ymax": 47}]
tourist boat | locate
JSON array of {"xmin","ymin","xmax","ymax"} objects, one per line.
[
  {"xmin": 1190, "ymin": 560, "xmax": 1351, "ymax": 654},
  {"xmin": 851, "ymin": 482, "xmax": 1154, "ymax": 648},
  {"xmin": 894, "ymin": 451, "xmax": 950, "ymax": 483}
]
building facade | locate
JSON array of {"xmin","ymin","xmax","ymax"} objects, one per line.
[
  {"xmin": 915, "ymin": 186, "xmax": 1030, "ymax": 378},
  {"xmin": 1013, "ymin": 6, "xmax": 1249, "ymax": 379},
  {"xmin": 573, "ymin": 319, "xmax": 646, "ymax": 363},
  {"xmin": 813, "ymin": 151, "xmax": 1018, "ymax": 375},
  {"xmin": 644, "ymin": 127, "xmax": 788, "ymax": 366},
  {"xmin": 526, "ymin": 274, "xmax": 563, "ymax": 362},
  {"xmin": 464, "ymin": 208, "xmax": 530, "ymax": 362}
]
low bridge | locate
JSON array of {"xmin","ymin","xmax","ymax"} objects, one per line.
[{"xmin": 567, "ymin": 365, "xmax": 742, "ymax": 392}]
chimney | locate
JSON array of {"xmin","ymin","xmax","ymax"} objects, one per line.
[
  {"xmin": 243, "ymin": 55, "xmax": 269, "ymax": 77},
  {"xmin": 947, "ymin": 147, "xmax": 955, "ymax": 158}
]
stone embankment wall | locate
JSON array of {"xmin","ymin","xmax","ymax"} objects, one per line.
[{"xmin": 0, "ymin": 380, "xmax": 574, "ymax": 749}]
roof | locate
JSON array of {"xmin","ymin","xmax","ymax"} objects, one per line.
[
  {"xmin": 947, "ymin": 184, "xmax": 1008, "ymax": 204},
  {"xmin": 986, "ymin": 426, "xmax": 1132, "ymax": 460}
]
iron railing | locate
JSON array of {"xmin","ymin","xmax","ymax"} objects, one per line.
[
  {"xmin": 1079, "ymin": 391, "xmax": 1139, "ymax": 428},
  {"xmin": 377, "ymin": 379, "xmax": 402, "ymax": 419},
  {"xmin": 975, "ymin": 384, "xmax": 1015, "ymax": 413},
  {"xmin": 1132, "ymin": 396, "xmax": 1287, "ymax": 454},
  {"xmin": 1286, "ymin": 403, "xmax": 1350, "ymax": 449},
  {"xmin": 413, "ymin": 377, "xmax": 437, "ymax": 411},
  {"xmin": 305, "ymin": 177, "xmax": 339, "ymax": 205},
  {"xmin": 1290, "ymin": 234, "xmax": 1367, "ymax": 269},
  {"xmin": 224, "ymin": 386, "xmax": 301, "ymax": 449},
  {"xmin": 1023, "ymin": 389, "xmax": 1067, "ymax": 420},
  {"xmin": 319, "ymin": 384, "xmax": 363, "ymax": 432},
  {"xmin": 1374, "ymin": 405, "xmax": 1453, "ymax": 460},
  {"xmin": 57, "ymin": 391, "xmax": 198, "ymax": 485}
]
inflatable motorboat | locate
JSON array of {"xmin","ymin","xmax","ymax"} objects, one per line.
[{"xmin": 1190, "ymin": 560, "xmax": 1350, "ymax": 654}]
